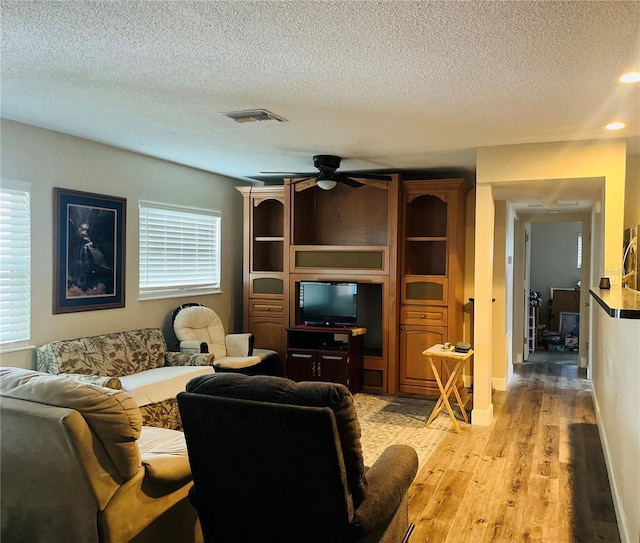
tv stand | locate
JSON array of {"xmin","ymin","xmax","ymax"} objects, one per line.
[{"xmin": 286, "ymin": 326, "xmax": 366, "ymax": 393}]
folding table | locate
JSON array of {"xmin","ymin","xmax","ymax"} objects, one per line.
[{"xmin": 422, "ymin": 344, "xmax": 474, "ymax": 433}]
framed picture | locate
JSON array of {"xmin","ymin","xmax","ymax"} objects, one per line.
[{"xmin": 53, "ymin": 188, "xmax": 126, "ymax": 313}]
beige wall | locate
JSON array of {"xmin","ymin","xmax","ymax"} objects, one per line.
[
  {"xmin": 591, "ymin": 305, "xmax": 639, "ymax": 543},
  {"xmin": 0, "ymin": 120, "xmax": 248, "ymax": 369},
  {"xmin": 491, "ymin": 201, "xmax": 508, "ymax": 390}
]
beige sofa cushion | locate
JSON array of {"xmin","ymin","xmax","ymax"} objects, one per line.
[
  {"xmin": 119, "ymin": 366, "xmax": 215, "ymax": 407},
  {"xmin": 138, "ymin": 426, "xmax": 192, "ymax": 483},
  {"xmin": 0, "ymin": 367, "xmax": 142, "ymax": 480},
  {"xmin": 36, "ymin": 328, "xmax": 168, "ymax": 377}
]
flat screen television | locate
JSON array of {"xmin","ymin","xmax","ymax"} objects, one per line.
[{"xmin": 299, "ymin": 281, "xmax": 358, "ymax": 327}]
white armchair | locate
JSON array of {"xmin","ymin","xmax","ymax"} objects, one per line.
[{"xmin": 172, "ymin": 304, "xmax": 277, "ymax": 374}]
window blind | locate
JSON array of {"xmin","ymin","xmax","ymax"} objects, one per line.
[
  {"xmin": 577, "ymin": 233, "xmax": 582, "ymax": 269},
  {"xmin": 139, "ymin": 202, "xmax": 221, "ymax": 299},
  {"xmin": 0, "ymin": 180, "xmax": 31, "ymax": 348}
]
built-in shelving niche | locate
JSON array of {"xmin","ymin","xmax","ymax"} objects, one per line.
[{"xmin": 293, "ymin": 184, "xmax": 389, "ymax": 246}]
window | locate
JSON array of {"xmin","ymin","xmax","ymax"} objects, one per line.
[
  {"xmin": 0, "ymin": 179, "xmax": 31, "ymax": 349},
  {"xmin": 577, "ymin": 233, "xmax": 582, "ymax": 269},
  {"xmin": 139, "ymin": 201, "xmax": 221, "ymax": 299}
]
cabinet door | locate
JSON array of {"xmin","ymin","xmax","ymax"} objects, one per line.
[
  {"xmin": 402, "ymin": 277, "xmax": 448, "ymax": 305},
  {"xmin": 318, "ymin": 351, "xmax": 348, "ymax": 385},
  {"xmin": 250, "ymin": 276, "xmax": 284, "ymax": 297},
  {"xmin": 399, "ymin": 325, "xmax": 447, "ymax": 387},
  {"xmin": 287, "ymin": 349, "xmax": 316, "ymax": 382},
  {"xmin": 250, "ymin": 317, "xmax": 284, "ymax": 353},
  {"xmin": 250, "ymin": 317, "xmax": 285, "ymax": 376}
]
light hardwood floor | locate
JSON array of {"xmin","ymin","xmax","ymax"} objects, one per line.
[{"xmin": 407, "ymin": 361, "xmax": 620, "ymax": 543}]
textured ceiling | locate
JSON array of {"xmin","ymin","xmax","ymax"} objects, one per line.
[{"xmin": 1, "ymin": 0, "xmax": 639, "ymax": 187}]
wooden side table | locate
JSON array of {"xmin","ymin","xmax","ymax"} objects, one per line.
[{"xmin": 422, "ymin": 344, "xmax": 474, "ymax": 433}]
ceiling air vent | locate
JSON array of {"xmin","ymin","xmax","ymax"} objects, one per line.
[
  {"xmin": 526, "ymin": 200, "xmax": 578, "ymax": 209},
  {"xmin": 221, "ymin": 109, "xmax": 287, "ymax": 124}
]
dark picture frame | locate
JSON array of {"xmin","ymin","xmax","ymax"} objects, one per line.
[{"xmin": 53, "ymin": 188, "xmax": 126, "ymax": 313}]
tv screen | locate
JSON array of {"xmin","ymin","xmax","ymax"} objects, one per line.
[{"xmin": 299, "ymin": 281, "xmax": 357, "ymax": 327}]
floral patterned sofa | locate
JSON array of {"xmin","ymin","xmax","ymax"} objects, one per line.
[{"xmin": 36, "ymin": 328, "xmax": 214, "ymax": 429}]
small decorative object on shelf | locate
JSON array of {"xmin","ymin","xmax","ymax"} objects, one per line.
[{"xmin": 529, "ymin": 289, "xmax": 543, "ymax": 306}]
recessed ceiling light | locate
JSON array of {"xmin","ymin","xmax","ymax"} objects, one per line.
[
  {"xmin": 619, "ymin": 71, "xmax": 640, "ymax": 83},
  {"xmin": 604, "ymin": 121, "xmax": 628, "ymax": 131}
]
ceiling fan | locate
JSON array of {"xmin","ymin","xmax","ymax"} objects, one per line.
[{"xmin": 261, "ymin": 155, "xmax": 392, "ymax": 190}]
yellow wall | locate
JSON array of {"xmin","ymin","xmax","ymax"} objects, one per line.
[
  {"xmin": 625, "ymin": 153, "xmax": 639, "ymax": 228},
  {"xmin": 477, "ymin": 140, "xmax": 626, "ymax": 284}
]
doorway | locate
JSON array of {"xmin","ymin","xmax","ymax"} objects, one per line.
[
  {"xmin": 527, "ymin": 221, "xmax": 582, "ymax": 365},
  {"xmin": 516, "ymin": 212, "xmax": 592, "ymax": 371}
]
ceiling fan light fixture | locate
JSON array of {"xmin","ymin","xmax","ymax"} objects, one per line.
[
  {"xmin": 542, "ymin": 199, "xmax": 558, "ymax": 209},
  {"xmin": 316, "ymin": 179, "xmax": 337, "ymax": 190},
  {"xmin": 316, "ymin": 170, "xmax": 338, "ymax": 190}
]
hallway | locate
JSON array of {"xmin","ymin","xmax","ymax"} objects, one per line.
[
  {"xmin": 527, "ymin": 349, "xmax": 579, "ymax": 365},
  {"xmin": 407, "ymin": 361, "xmax": 619, "ymax": 543}
]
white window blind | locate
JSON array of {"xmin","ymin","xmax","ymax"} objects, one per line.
[
  {"xmin": 0, "ymin": 180, "xmax": 31, "ymax": 349},
  {"xmin": 139, "ymin": 201, "xmax": 221, "ymax": 299},
  {"xmin": 577, "ymin": 233, "xmax": 582, "ymax": 269}
]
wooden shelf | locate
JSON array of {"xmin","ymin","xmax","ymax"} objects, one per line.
[{"xmin": 254, "ymin": 236, "xmax": 284, "ymax": 242}]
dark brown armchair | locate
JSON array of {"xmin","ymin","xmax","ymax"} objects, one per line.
[{"xmin": 177, "ymin": 373, "xmax": 418, "ymax": 543}]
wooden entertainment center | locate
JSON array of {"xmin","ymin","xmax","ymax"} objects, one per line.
[{"xmin": 237, "ymin": 175, "xmax": 470, "ymax": 396}]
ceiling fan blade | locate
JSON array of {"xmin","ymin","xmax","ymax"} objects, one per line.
[
  {"xmin": 289, "ymin": 176, "xmax": 316, "ymax": 184},
  {"xmin": 344, "ymin": 172, "xmax": 392, "ymax": 181},
  {"xmin": 338, "ymin": 176, "xmax": 365, "ymax": 188},
  {"xmin": 261, "ymin": 171, "xmax": 315, "ymax": 176}
]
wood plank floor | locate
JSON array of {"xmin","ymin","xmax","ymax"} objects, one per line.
[{"xmin": 407, "ymin": 361, "xmax": 620, "ymax": 543}]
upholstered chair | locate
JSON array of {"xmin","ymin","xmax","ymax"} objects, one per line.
[
  {"xmin": 0, "ymin": 367, "xmax": 202, "ymax": 543},
  {"xmin": 177, "ymin": 373, "xmax": 418, "ymax": 543},
  {"xmin": 172, "ymin": 303, "xmax": 277, "ymax": 374}
]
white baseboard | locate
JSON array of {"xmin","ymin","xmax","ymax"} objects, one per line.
[
  {"xmin": 591, "ymin": 388, "xmax": 630, "ymax": 543},
  {"xmin": 471, "ymin": 403, "xmax": 494, "ymax": 426}
]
